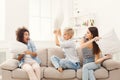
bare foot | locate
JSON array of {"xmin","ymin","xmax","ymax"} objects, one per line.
[{"xmin": 57, "ymin": 67, "xmax": 63, "ymax": 72}]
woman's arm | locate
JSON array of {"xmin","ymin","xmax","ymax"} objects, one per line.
[
  {"xmin": 17, "ymin": 54, "xmax": 24, "ymax": 61},
  {"xmin": 80, "ymin": 37, "xmax": 100, "ymax": 48},
  {"xmin": 95, "ymin": 53, "xmax": 112, "ymax": 64},
  {"xmin": 25, "ymin": 50, "xmax": 37, "ymax": 57}
]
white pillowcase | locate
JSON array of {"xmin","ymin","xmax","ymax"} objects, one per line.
[
  {"xmin": 8, "ymin": 41, "xmax": 28, "ymax": 58},
  {"xmin": 97, "ymin": 29, "xmax": 120, "ymax": 54},
  {"xmin": 0, "ymin": 59, "xmax": 19, "ymax": 70}
]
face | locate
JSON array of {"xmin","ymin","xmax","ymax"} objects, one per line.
[
  {"xmin": 85, "ymin": 29, "xmax": 93, "ymax": 39},
  {"xmin": 63, "ymin": 32, "xmax": 71, "ymax": 40},
  {"xmin": 23, "ymin": 31, "xmax": 29, "ymax": 43}
]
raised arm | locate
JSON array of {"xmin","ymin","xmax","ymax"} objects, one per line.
[
  {"xmin": 53, "ymin": 28, "xmax": 61, "ymax": 46},
  {"xmin": 80, "ymin": 37, "xmax": 100, "ymax": 48}
]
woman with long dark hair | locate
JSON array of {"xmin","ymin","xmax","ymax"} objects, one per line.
[{"xmin": 80, "ymin": 27, "xmax": 112, "ymax": 80}]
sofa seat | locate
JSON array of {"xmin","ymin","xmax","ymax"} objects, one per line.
[
  {"xmin": 12, "ymin": 67, "xmax": 46, "ymax": 79},
  {"xmin": 77, "ymin": 67, "xmax": 108, "ymax": 79},
  {"xmin": 44, "ymin": 67, "xmax": 76, "ymax": 79},
  {"xmin": 1, "ymin": 48, "xmax": 120, "ymax": 80}
]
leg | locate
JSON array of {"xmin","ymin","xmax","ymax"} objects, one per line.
[
  {"xmin": 89, "ymin": 70, "xmax": 95, "ymax": 80},
  {"xmin": 22, "ymin": 63, "xmax": 38, "ymax": 80},
  {"xmin": 32, "ymin": 63, "xmax": 41, "ymax": 80},
  {"xmin": 60, "ymin": 59, "xmax": 80, "ymax": 70},
  {"xmin": 82, "ymin": 62, "xmax": 100, "ymax": 80},
  {"xmin": 50, "ymin": 55, "xmax": 61, "ymax": 68},
  {"xmin": 51, "ymin": 55, "xmax": 63, "ymax": 72}
]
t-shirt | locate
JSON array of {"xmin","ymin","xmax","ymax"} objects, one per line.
[{"xmin": 59, "ymin": 38, "xmax": 80, "ymax": 63}]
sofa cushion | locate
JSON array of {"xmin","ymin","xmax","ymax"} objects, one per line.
[
  {"xmin": 44, "ymin": 67, "xmax": 76, "ymax": 79},
  {"xmin": 94, "ymin": 67, "xmax": 108, "ymax": 78},
  {"xmin": 12, "ymin": 67, "xmax": 46, "ymax": 79},
  {"xmin": 47, "ymin": 48, "xmax": 65, "ymax": 67},
  {"xmin": 102, "ymin": 59, "xmax": 120, "ymax": 70},
  {"xmin": 0, "ymin": 59, "xmax": 19, "ymax": 70},
  {"xmin": 12, "ymin": 68, "xmax": 28, "ymax": 79},
  {"xmin": 37, "ymin": 48, "xmax": 48, "ymax": 66},
  {"xmin": 77, "ymin": 67, "xmax": 108, "ymax": 79}
]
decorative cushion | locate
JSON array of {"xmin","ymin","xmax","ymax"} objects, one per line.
[
  {"xmin": 0, "ymin": 59, "xmax": 19, "ymax": 70},
  {"xmin": 96, "ymin": 29, "xmax": 120, "ymax": 54},
  {"xmin": 8, "ymin": 41, "xmax": 27, "ymax": 59}
]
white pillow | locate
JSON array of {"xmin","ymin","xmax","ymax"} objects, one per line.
[
  {"xmin": 8, "ymin": 41, "xmax": 28, "ymax": 58},
  {"xmin": 0, "ymin": 59, "xmax": 19, "ymax": 70},
  {"xmin": 97, "ymin": 30, "xmax": 120, "ymax": 54}
]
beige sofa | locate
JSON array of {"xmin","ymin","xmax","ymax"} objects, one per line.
[{"xmin": 1, "ymin": 48, "xmax": 120, "ymax": 80}]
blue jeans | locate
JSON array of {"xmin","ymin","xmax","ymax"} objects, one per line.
[
  {"xmin": 82, "ymin": 62, "xmax": 101, "ymax": 80},
  {"xmin": 51, "ymin": 55, "xmax": 80, "ymax": 70}
]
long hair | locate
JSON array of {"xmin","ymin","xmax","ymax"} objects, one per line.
[
  {"xmin": 16, "ymin": 27, "xmax": 29, "ymax": 44},
  {"xmin": 88, "ymin": 27, "xmax": 100, "ymax": 55}
]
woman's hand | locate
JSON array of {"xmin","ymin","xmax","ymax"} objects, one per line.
[
  {"xmin": 24, "ymin": 50, "xmax": 31, "ymax": 54},
  {"xmin": 25, "ymin": 50, "xmax": 37, "ymax": 57},
  {"xmin": 103, "ymin": 54, "xmax": 112, "ymax": 60},
  {"xmin": 93, "ymin": 36, "xmax": 101, "ymax": 42},
  {"xmin": 17, "ymin": 54, "xmax": 24, "ymax": 61}
]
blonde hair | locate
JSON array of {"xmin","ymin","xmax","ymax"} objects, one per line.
[{"xmin": 64, "ymin": 27, "xmax": 74, "ymax": 37}]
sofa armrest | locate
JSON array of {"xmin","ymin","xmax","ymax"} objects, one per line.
[
  {"xmin": 102, "ymin": 59, "xmax": 120, "ymax": 70},
  {"xmin": 0, "ymin": 59, "xmax": 19, "ymax": 70}
]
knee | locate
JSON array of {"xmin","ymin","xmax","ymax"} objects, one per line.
[
  {"xmin": 50, "ymin": 55, "xmax": 56, "ymax": 61},
  {"xmin": 83, "ymin": 64, "xmax": 88, "ymax": 70},
  {"xmin": 23, "ymin": 65, "xmax": 33, "ymax": 72},
  {"xmin": 59, "ymin": 59, "xmax": 65, "ymax": 65},
  {"xmin": 33, "ymin": 64, "xmax": 40, "ymax": 70}
]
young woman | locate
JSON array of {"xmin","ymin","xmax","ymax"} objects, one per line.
[
  {"xmin": 16, "ymin": 27, "xmax": 41, "ymax": 80},
  {"xmin": 80, "ymin": 27, "xmax": 112, "ymax": 80}
]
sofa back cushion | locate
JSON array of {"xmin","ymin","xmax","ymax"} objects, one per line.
[
  {"xmin": 36, "ymin": 48, "xmax": 48, "ymax": 66},
  {"xmin": 47, "ymin": 48, "xmax": 65, "ymax": 67}
]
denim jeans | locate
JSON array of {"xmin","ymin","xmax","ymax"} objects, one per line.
[
  {"xmin": 82, "ymin": 62, "xmax": 101, "ymax": 80},
  {"xmin": 51, "ymin": 55, "xmax": 80, "ymax": 70}
]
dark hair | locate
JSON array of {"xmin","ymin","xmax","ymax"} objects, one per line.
[
  {"xmin": 88, "ymin": 27, "xmax": 100, "ymax": 55},
  {"xmin": 16, "ymin": 27, "xmax": 29, "ymax": 44}
]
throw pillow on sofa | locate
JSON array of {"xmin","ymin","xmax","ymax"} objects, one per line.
[
  {"xmin": 96, "ymin": 29, "xmax": 120, "ymax": 55},
  {"xmin": 0, "ymin": 59, "xmax": 19, "ymax": 70}
]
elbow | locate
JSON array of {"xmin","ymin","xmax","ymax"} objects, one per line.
[{"xmin": 95, "ymin": 60, "xmax": 100, "ymax": 64}]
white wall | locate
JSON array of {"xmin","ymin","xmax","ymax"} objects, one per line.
[
  {"xmin": 0, "ymin": 0, "xmax": 29, "ymax": 48},
  {"xmin": 5, "ymin": 0, "xmax": 29, "ymax": 41},
  {"xmin": 1, "ymin": 0, "xmax": 120, "ymax": 48},
  {"xmin": 77, "ymin": 0, "xmax": 120, "ymax": 39}
]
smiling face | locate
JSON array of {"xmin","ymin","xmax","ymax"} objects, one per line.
[
  {"xmin": 85, "ymin": 29, "xmax": 93, "ymax": 40},
  {"xmin": 23, "ymin": 31, "xmax": 30, "ymax": 43}
]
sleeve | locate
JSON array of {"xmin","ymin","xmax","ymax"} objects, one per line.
[
  {"xmin": 28, "ymin": 40, "xmax": 37, "ymax": 52},
  {"xmin": 59, "ymin": 39, "xmax": 75, "ymax": 48}
]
